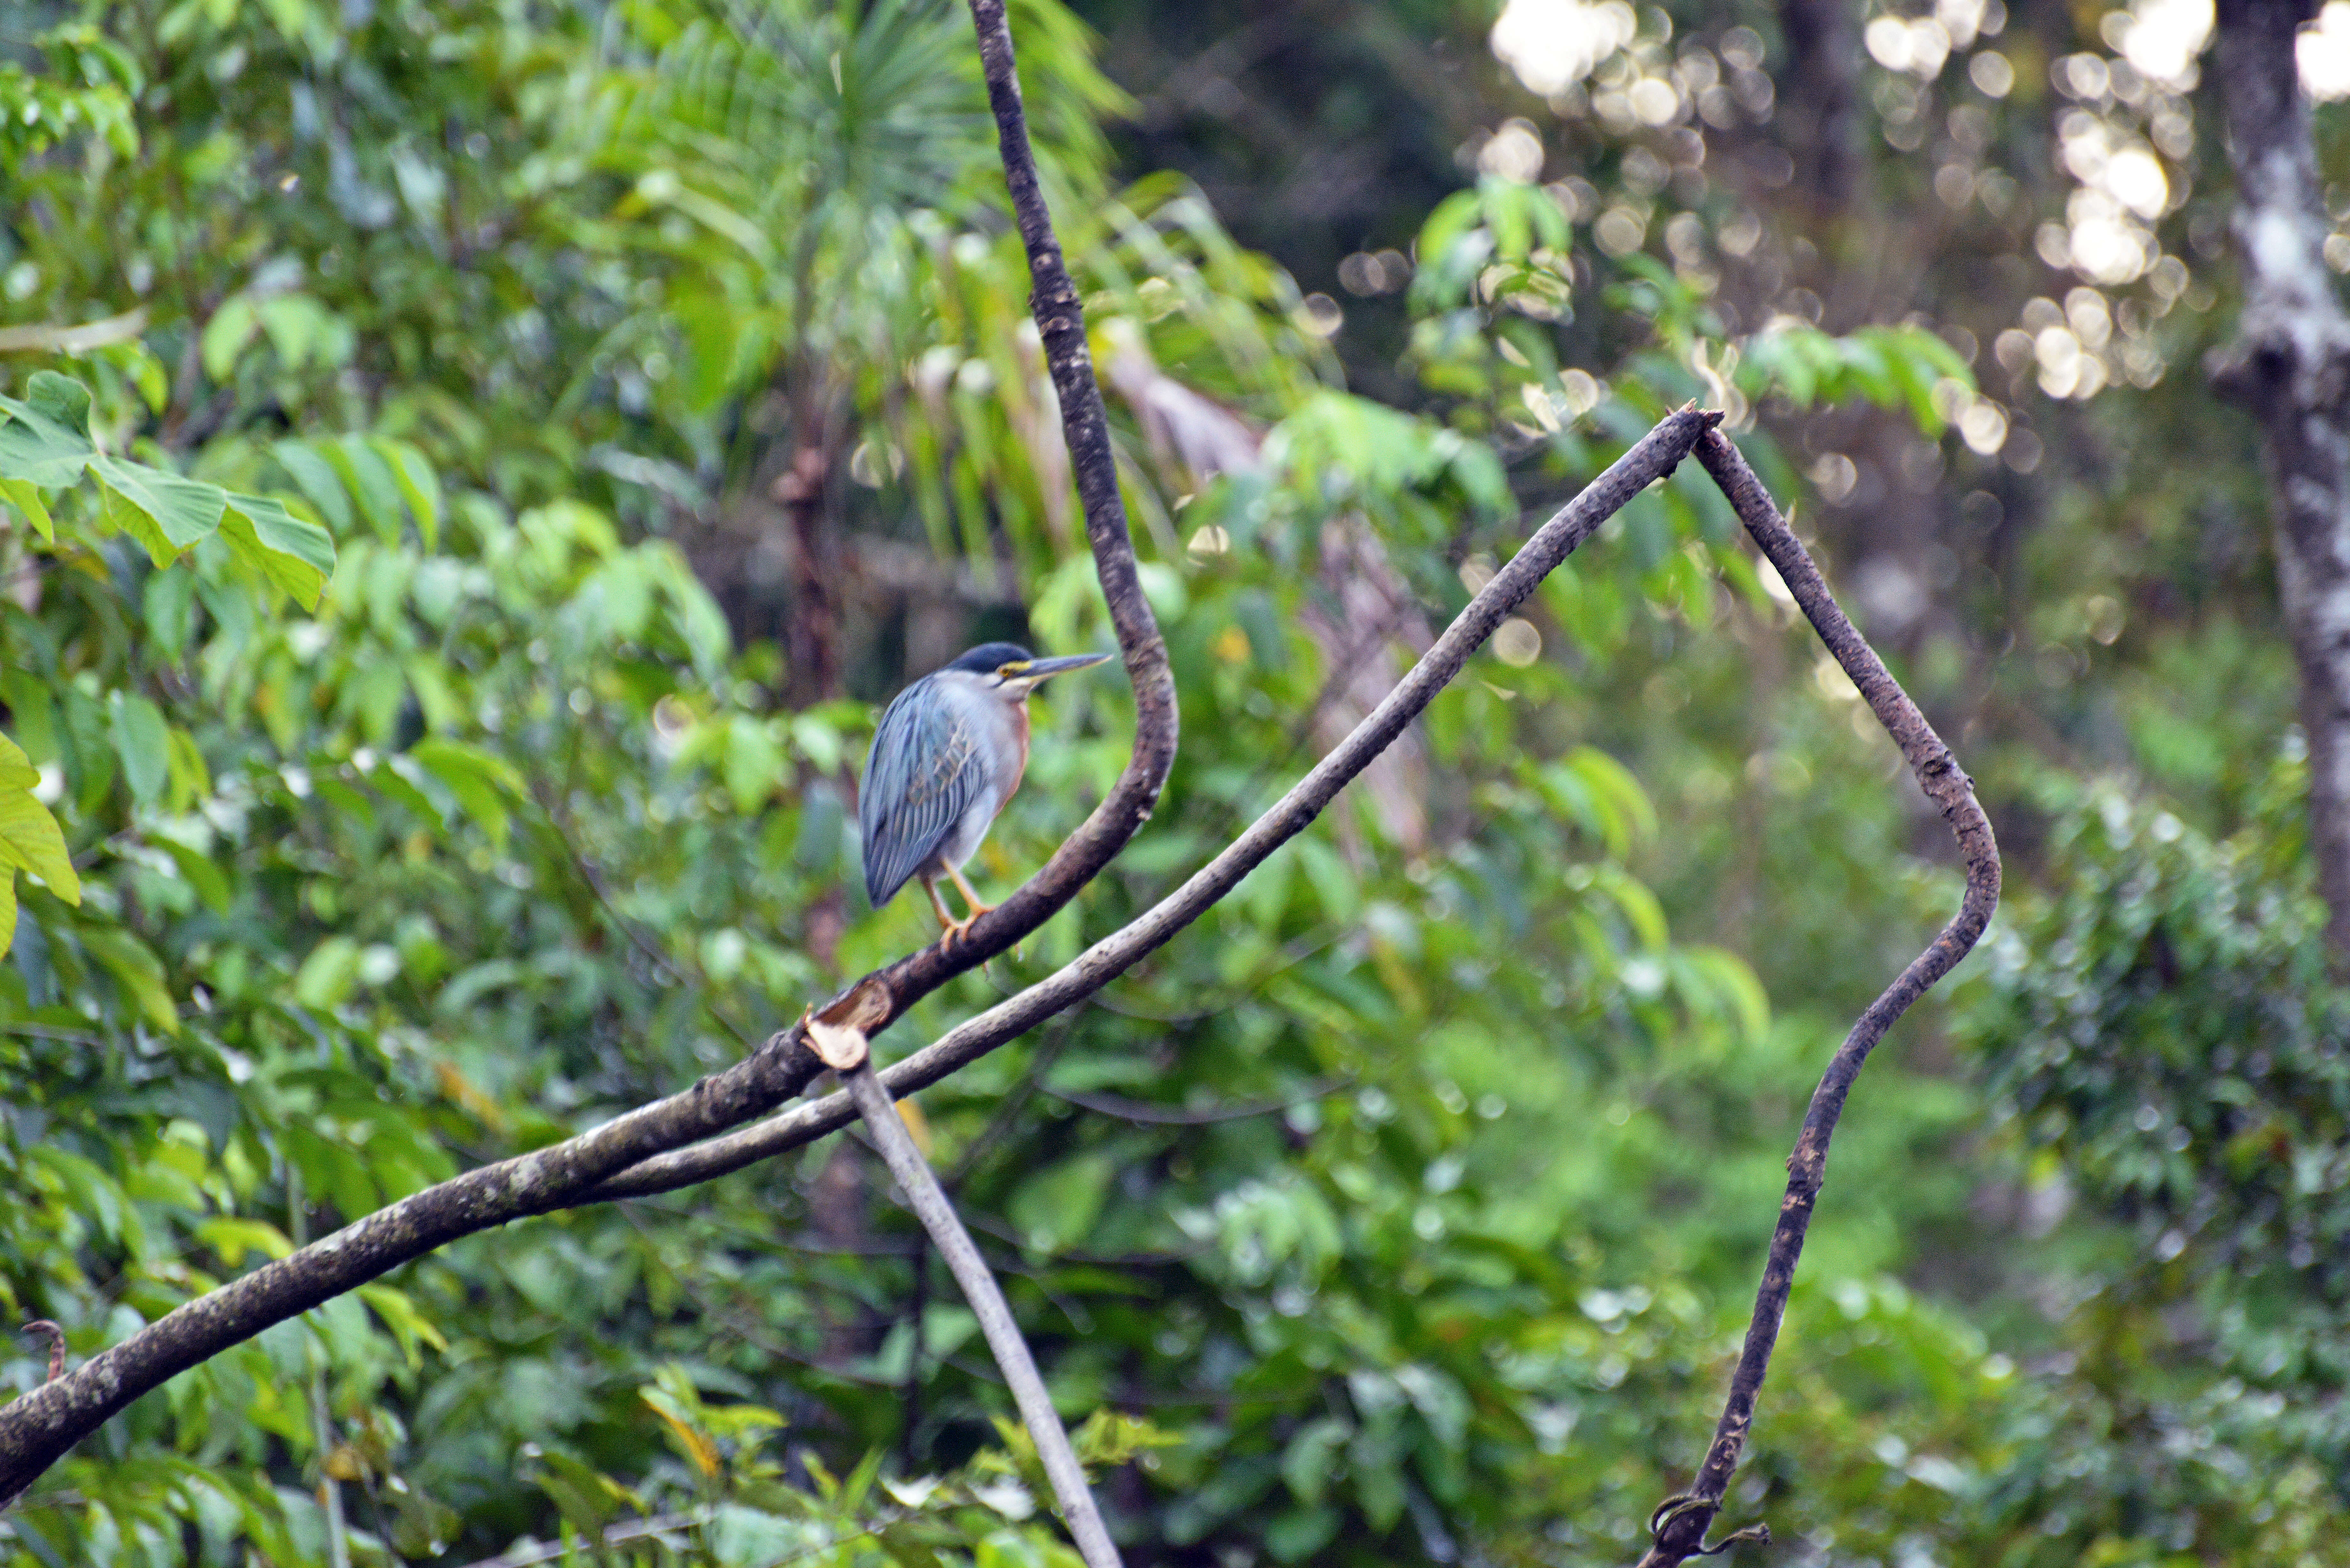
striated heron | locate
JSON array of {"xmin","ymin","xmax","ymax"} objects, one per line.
[{"xmin": 858, "ymin": 642, "xmax": 1111, "ymax": 942}]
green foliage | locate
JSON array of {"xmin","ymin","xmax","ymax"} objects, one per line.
[
  {"xmin": 0, "ymin": 371, "xmax": 336, "ymax": 604},
  {"xmin": 0, "ymin": 25, "xmax": 140, "ymax": 170},
  {"xmin": 1735, "ymin": 322, "xmax": 1975, "ymax": 433},
  {"xmin": 1960, "ymin": 763, "xmax": 2350, "ymax": 1562},
  {"xmin": 2, "ymin": 0, "xmax": 2333, "ymax": 1564},
  {"xmin": 1973, "ymin": 762, "xmax": 2347, "ymax": 1294}
]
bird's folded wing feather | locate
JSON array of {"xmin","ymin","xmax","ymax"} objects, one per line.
[{"xmin": 860, "ymin": 685, "xmax": 989, "ymax": 907}]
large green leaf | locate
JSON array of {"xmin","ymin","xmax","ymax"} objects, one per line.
[
  {"xmin": 91, "ymin": 453, "xmax": 227, "ymax": 566},
  {"xmin": 1005, "ymin": 1151, "xmax": 1115, "ymax": 1254},
  {"xmin": 221, "ymin": 492, "xmax": 336, "ymax": 608},
  {"xmin": 323, "ymin": 434, "xmax": 407, "ymax": 543},
  {"xmin": 271, "ymin": 439, "xmax": 353, "ymax": 534},
  {"xmin": 108, "ymin": 693, "xmax": 170, "ymax": 806},
  {"xmin": 0, "ymin": 370, "xmax": 98, "ymax": 511},
  {"xmin": 80, "ymin": 923, "xmax": 176, "ymax": 1033},
  {"xmin": 0, "ymin": 477, "xmax": 53, "ymax": 541},
  {"xmin": 410, "ymin": 738, "xmax": 523, "ymax": 851},
  {"xmin": 378, "ymin": 437, "xmax": 441, "ymax": 551}
]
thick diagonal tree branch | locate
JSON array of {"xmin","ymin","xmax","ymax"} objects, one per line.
[
  {"xmin": 0, "ymin": 0, "xmax": 1167, "ymax": 1500},
  {"xmin": 1636, "ymin": 432, "xmax": 2001, "ymax": 1568}
]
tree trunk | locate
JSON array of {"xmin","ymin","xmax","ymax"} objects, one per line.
[
  {"xmin": 1778, "ymin": 0, "xmax": 1866, "ymax": 218},
  {"xmin": 2210, "ymin": 0, "xmax": 2350, "ymax": 965},
  {"xmin": 774, "ymin": 443, "xmax": 842, "ymax": 707}
]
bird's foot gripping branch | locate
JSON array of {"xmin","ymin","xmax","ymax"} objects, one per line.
[{"xmin": 0, "ymin": 9, "xmax": 2000, "ymax": 1568}]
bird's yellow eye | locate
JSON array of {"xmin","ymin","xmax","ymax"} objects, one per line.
[{"xmin": 997, "ymin": 662, "xmax": 1028, "ymax": 679}]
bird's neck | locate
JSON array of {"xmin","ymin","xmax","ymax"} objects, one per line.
[{"xmin": 1003, "ymin": 697, "xmax": 1030, "ymax": 799}]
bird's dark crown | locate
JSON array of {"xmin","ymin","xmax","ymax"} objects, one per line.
[{"xmin": 942, "ymin": 641, "xmax": 1035, "ymax": 674}]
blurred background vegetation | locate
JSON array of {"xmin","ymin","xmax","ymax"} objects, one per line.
[{"xmin": 1, "ymin": 0, "xmax": 2346, "ymax": 1563}]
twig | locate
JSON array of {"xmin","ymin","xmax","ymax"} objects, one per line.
[
  {"xmin": 0, "ymin": 1025, "xmax": 104, "ymax": 1047},
  {"xmin": 1633, "ymin": 431, "xmax": 2001, "ymax": 1568},
  {"xmin": 287, "ymin": 1168, "xmax": 353, "ymax": 1568},
  {"xmin": 836, "ymin": 1122, "xmax": 1108, "ymax": 1332},
  {"xmin": 945, "ymin": 1010, "xmax": 1085, "ymax": 1189},
  {"xmin": 18, "ymin": 1325, "xmax": 62, "ymax": 1385},
  {"xmin": 611, "ymin": 1205, "xmax": 910, "ymax": 1388},
  {"xmin": 1082, "ymin": 928, "xmax": 1345, "ymax": 1026},
  {"xmin": 900, "ymin": 1244, "xmax": 930, "ymax": 1469},
  {"xmin": 535, "ymin": 785, "xmax": 758, "ymax": 1047},
  {"xmin": 1043, "ymin": 1078, "xmax": 1348, "ymax": 1125},
  {"xmin": 0, "ymin": 308, "xmax": 148, "ymax": 355},
  {"xmin": 842, "ymin": 1061, "xmax": 1122, "ymax": 1568}
]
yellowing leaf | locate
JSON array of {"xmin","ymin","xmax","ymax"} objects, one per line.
[
  {"xmin": 643, "ymin": 1391, "xmax": 721, "ymax": 1477},
  {"xmin": 0, "ymin": 732, "xmax": 36, "ymax": 793},
  {"xmin": 294, "ymin": 935, "xmax": 361, "ymax": 1010},
  {"xmin": 0, "ymin": 477, "xmax": 53, "ymax": 542},
  {"xmin": 358, "ymin": 1283, "xmax": 450, "ymax": 1367}
]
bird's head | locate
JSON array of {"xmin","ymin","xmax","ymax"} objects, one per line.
[{"xmin": 943, "ymin": 641, "xmax": 1111, "ymax": 699}]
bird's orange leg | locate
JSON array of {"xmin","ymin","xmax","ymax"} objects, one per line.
[
  {"xmin": 945, "ymin": 863, "xmax": 996, "ymax": 925},
  {"xmin": 921, "ymin": 876, "xmax": 968, "ymax": 942},
  {"xmin": 922, "ymin": 873, "xmax": 988, "ymax": 947}
]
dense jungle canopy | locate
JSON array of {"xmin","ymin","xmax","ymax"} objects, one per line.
[{"xmin": 2, "ymin": 0, "xmax": 2349, "ymax": 1563}]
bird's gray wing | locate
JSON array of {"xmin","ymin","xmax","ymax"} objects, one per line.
[{"xmin": 859, "ymin": 681, "xmax": 990, "ymax": 908}]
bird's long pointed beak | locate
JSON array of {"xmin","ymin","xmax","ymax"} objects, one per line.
[{"xmin": 1019, "ymin": 651, "xmax": 1113, "ymax": 681}]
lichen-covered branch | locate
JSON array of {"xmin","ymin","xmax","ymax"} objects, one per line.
[{"xmin": 2209, "ymin": 0, "xmax": 2350, "ymax": 965}]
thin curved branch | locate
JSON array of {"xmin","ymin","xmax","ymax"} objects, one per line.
[
  {"xmin": 845, "ymin": 1061, "xmax": 1121, "ymax": 1568},
  {"xmin": 0, "ymin": 0, "xmax": 1166, "ymax": 1500},
  {"xmin": 1635, "ymin": 430, "xmax": 2001, "ymax": 1568},
  {"xmin": 582, "ymin": 407, "xmax": 1722, "ymax": 1203}
]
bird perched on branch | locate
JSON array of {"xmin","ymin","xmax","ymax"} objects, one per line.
[{"xmin": 859, "ymin": 642, "xmax": 1111, "ymax": 943}]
